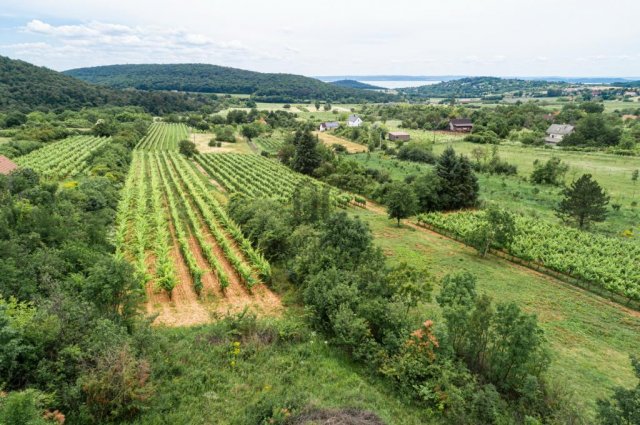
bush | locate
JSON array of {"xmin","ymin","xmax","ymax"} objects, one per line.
[
  {"xmin": 214, "ymin": 125, "xmax": 236, "ymax": 142},
  {"xmin": 397, "ymin": 143, "xmax": 436, "ymax": 164}
]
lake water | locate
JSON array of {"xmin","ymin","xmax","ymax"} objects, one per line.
[{"xmin": 359, "ymin": 80, "xmax": 441, "ymax": 89}]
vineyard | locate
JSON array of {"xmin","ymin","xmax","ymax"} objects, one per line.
[
  {"xmin": 136, "ymin": 122, "xmax": 189, "ymax": 150},
  {"xmin": 195, "ymin": 152, "xmax": 343, "ymax": 202},
  {"xmin": 417, "ymin": 211, "xmax": 640, "ymax": 302},
  {"xmin": 253, "ymin": 135, "xmax": 284, "ymax": 153},
  {"xmin": 115, "ymin": 149, "xmax": 279, "ymax": 325},
  {"xmin": 14, "ymin": 135, "xmax": 109, "ymax": 179}
]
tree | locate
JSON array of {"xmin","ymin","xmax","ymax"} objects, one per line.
[
  {"xmin": 469, "ymin": 207, "xmax": 516, "ymax": 257},
  {"xmin": 530, "ymin": 157, "xmax": 568, "ymax": 186},
  {"xmin": 178, "ymin": 139, "xmax": 197, "ymax": 158},
  {"xmin": 385, "ymin": 182, "xmax": 418, "ymax": 226},
  {"xmin": 556, "ymin": 174, "xmax": 610, "ymax": 229},
  {"xmin": 291, "ymin": 127, "xmax": 322, "ymax": 175},
  {"xmin": 387, "ymin": 262, "xmax": 432, "ymax": 315},
  {"xmin": 411, "ymin": 170, "xmax": 441, "ymax": 212},
  {"xmin": 241, "ymin": 124, "xmax": 260, "ymax": 141},
  {"xmin": 596, "ymin": 356, "xmax": 640, "ymax": 425},
  {"xmin": 435, "ymin": 147, "xmax": 479, "ymax": 210},
  {"xmin": 315, "ymin": 101, "xmax": 321, "ymax": 111},
  {"xmin": 323, "ymin": 103, "xmax": 332, "ymax": 111}
]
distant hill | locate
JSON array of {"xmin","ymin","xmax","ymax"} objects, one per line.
[
  {"xmin": 65, "ymin": 64, "xmax": 395, "ymax": 103},
  {"xmin": 0, "ymin": 55, "xmax": 226, "ymax": 113},
  {"xmin": 401, "ymin": 77, "xmax": 570, "ymax": 98},
  {"xmin": 330, "ymin": 79, "xmax": 384, "ymax": 90}
]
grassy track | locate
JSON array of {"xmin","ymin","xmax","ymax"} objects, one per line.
[{"xmin": 352, "ymin": 208, "xmax": 640, "ymax": 417}]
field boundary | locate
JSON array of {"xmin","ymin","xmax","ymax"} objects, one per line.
[{"xmin": 414, "ymin": 220, "xmax": 640, "ymax": 311}]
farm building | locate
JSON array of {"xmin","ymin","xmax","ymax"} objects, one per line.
[
  {"xmin": 388, "ymin": 131, "xmax": 410, "ymax": 141},
  {"xmin": 448, "ymin": 119, "xmax": 474, "ymax": 132},
  {"xmin": 545, "ymin": 124, "xmax": 574, "ymax": 145},
  {"xmin": 347, "ymin": 114, "xmax": 363, "ymax": 127},
  {"xmin": 0, "ymin": 155, "xmax": 18, "ymax": 175},
  {"xmin": 319, "ymin": 121, "xmax": 340, "ymax": 132}
]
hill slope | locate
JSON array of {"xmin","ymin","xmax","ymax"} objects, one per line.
[
  {"xmin": 401, "ymin": 76, "xmax": 569, "ymax": 98},
  {"xmin": 0, "ymin": 55, "xmax": 117, "ymax": 111},
  {"xmin": 0, "ymin": 55, "xmax": 222, "ymax": 113},
  {"xmin": 64, "ymin": 63, "xmax": 395, "ymax": 102},
  {"xmin": 330, "ymin": 79, "xmax": 384, "ymax": 90}
]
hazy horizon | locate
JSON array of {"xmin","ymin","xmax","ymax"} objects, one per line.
[{"xmin": 1, "ymin": 0, "xmax": 639, "ymax": 77}]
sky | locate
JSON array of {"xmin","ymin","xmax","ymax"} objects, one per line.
[{"xmin": 0, "ymin": 0, "xmax": 639, "ymax": 77}]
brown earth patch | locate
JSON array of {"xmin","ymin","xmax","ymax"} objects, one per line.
[{"xmin": 316, "ymin": 131, "xmax": 368, "ymax": 153}]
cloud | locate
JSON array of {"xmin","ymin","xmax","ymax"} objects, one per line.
[{"xmin": 14, "ymin": 19, "xmax": 277, "ymax": 69}]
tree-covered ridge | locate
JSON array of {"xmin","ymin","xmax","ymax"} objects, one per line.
[
  {"xmin": 402, "ymin": 76, "xmax": 570, "ymax": 98},
  {"xmin": 330, "ymin": 79, "xmax": 385, "ymax": 90},
  {"xmin": 0, "ymin": 55, "xmax": 223, "ymax": 114},
  {"xmin": 64, "ymin": 63, "xmax": 396, "ymax": 103}
]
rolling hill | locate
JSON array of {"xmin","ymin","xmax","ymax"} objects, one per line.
[
  {"xmin": 0, "ymin": 55, "xmax": 220, "ymax": 113},
  {"xmin": 329, "ymin": 79, "xmax": 384, "ymax": 90},
  {"xmin": 64, "ymin": 64, "xmax": 395, "ymax": 103},
  {"xmin": 401, "ymin": 76, "xmax": 570, "ymax": 98}
]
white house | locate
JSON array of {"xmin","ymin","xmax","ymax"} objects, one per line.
[
  {"xmin": 347, "ymin": 114, "xmax": 363, "ymax": 127},
  {"xmin": 545, "ymin": 124, "xmax": 574, "ymax": 145},
  {"xmin": 319, "ymin": 121, "xmax": 340, "ymax": 132}
]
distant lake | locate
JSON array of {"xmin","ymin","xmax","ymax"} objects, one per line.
[{"xmin": 359, "ymin": 80, "xmax": 440, "ymax": 89}]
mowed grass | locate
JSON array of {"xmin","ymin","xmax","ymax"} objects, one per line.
[
  {"xmin": 136, "ymin": 321, "xmax": 433, "ymax": 425},
  {"xmin": 352, "ymin": 208, "xmax": 640, "ymax": 417}
]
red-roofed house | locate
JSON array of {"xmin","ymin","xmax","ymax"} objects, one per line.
[{"xmin": 0, "ymin": 155, "xmax": 18, "ymax": 175}]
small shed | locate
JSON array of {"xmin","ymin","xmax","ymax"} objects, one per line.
[
  {"xmin": 545, "ymin": 124, "xmax": 574, "ymax": 145},
  {"xmin": 0, "ymin": 155, "xmax": 18, "ymax": 175},
  {"xmin": 448, "ymin": 119, "xmax": 474, "ymax": 132},
  {"xmin": 319, "ymin": 121, "xmax": 340, "ymax": 132},
  {"xmin": 388, "ymin": 131, "xmax": 410, "ymax": 142}
]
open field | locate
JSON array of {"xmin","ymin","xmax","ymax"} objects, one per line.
[
  {"xmin": 354, "ymin": 208, "xmax": 640, "ymax": 416},
  {"xmin": 316, "ymin": 130, "xmax": 368, "ymax": 153}
]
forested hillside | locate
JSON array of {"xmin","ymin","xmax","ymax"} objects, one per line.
[
  {"xmin": 330, "ymin": 79, "xmax": 384, "ymax": 90},
  {"xmin": 402, "ymin": 76, "xmax": 569, "ymax": 98},
  {"xmin": 0, "ymin": 55, "xmax": 221, "ymax": 113},
  {"xmin": 64, "ymin": 63, "xmax": 395, "ymax": 102}
]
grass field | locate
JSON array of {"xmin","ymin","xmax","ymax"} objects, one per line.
[
  {"xmin": 136, "ymin": 319, "xmax": 433, "ymax": 425},
  {"xmin": 353, "ymin": 208, "xmax": 640, "ymax": 417},
  {"xmin": 350, "ymin": 142, "xmax": 640, "ymax": 236}
]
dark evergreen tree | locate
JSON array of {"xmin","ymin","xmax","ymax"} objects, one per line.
[
  {"xmin": 435, "ymin": 147, "xmax": 479, "ymax": 210},
  {"xmin": 556, "ymin": 174, "xmax": 610, "ymax": 229},
  {"xmin": 291, "ymin": 127, "xmax": 322, "ymax": 175}
]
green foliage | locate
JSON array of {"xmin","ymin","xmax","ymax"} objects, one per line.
[
  {"xmin": 562, "ymin": 113, "xmax": 622, "ymax": 147},
  {"xmin": 178, "ymin": 139, "xmax": 197, "ymax": 157},
  {"xmin": 291, "ymin": 127, "xmax": 322, "ymax": 175},
  {"xmin": 214, "ymin": 125, "xmax": 236, "ymax": 142},
  {"xmin": 385, "ymin": 182, "xmax": 418, "ymax": 226},
  {"xmin": 396, "ymin": 142, "xmax": 437, "ymax": 164},
  {"xmin": 435, "ymin": 147, "xmax": 479, "ymax": 210},
  {"xmin": 402, "ymin": 77, "xmax": 568, "ymax": 98},
  {"xmin": 0, "ymin": 389, "xmax": 52, "ymax": 425},
  {"xmin": 0, "ymin": 55, "xmax": 220, "ymax": 113},
  {"xmin": 556, "ymin": 174, "xmax": 610, "ymax": 229},
  {"xmin": 530, "ymin": 157, "xmax": 569, "ymax": 185},
  {"xmin": 596, "ymin": 356, "xmax": 640, "ymax": 425},
  {"xmin": 468, "ymin": 207, "xmax": 516, "ymax": 256}
]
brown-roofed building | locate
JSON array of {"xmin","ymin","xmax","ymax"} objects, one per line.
[
  {"xmin": 388, "ymin": 131, "xmax": 410, "ymax": 141},
  {"xmin": 0, "ymin": 155, "xmax": 18, "ymax": 175},
  {"xmin": 448, "ymin": 118, "xmax": 474, "ymax": 132}
]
